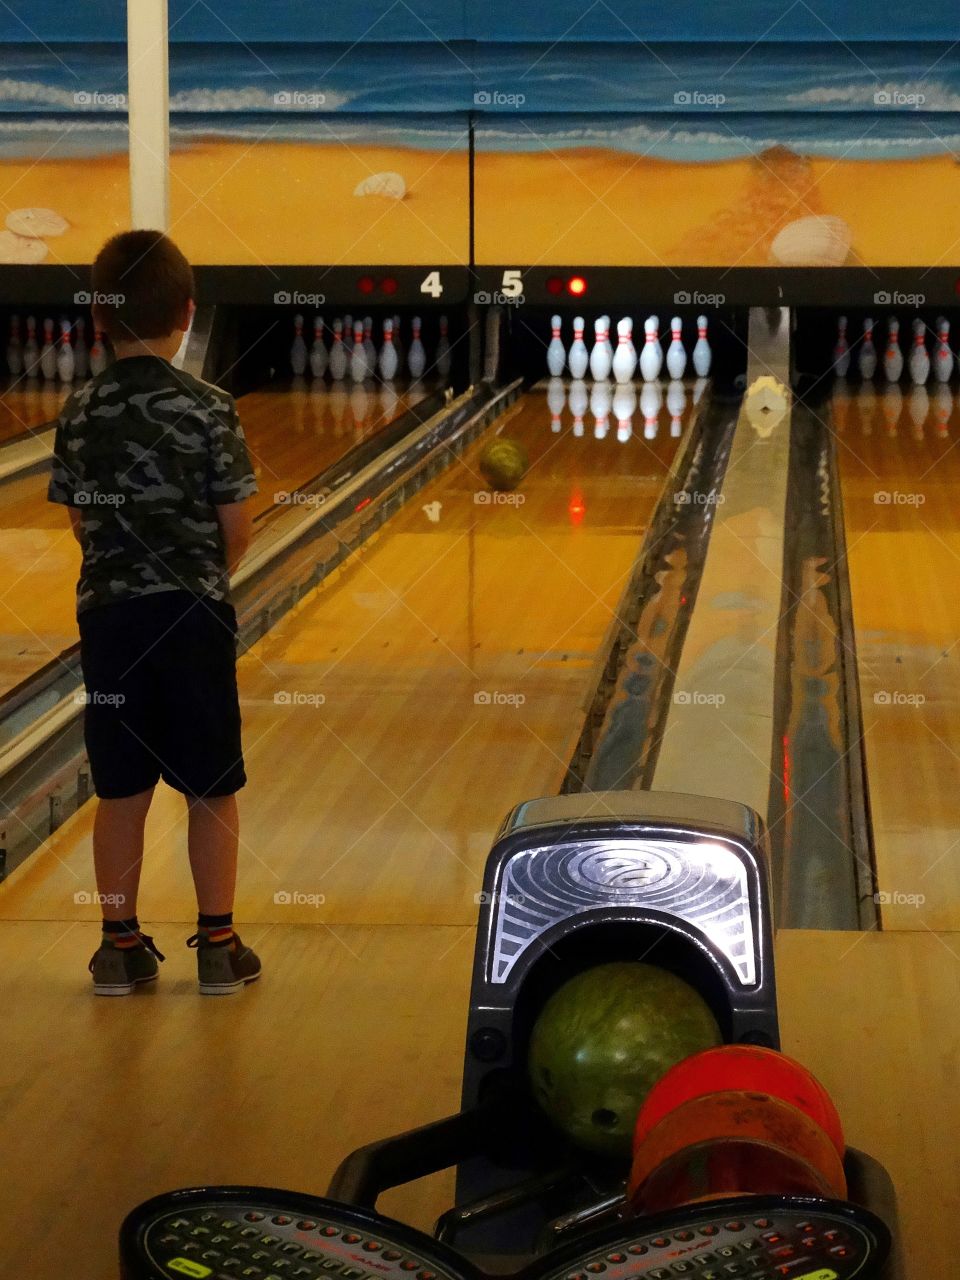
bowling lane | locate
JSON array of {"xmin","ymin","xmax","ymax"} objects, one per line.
[
  {"xmin": 833, "ymin": 379, "xmax": 960, "ymax": 930},
  {"xmin": 0, "ymin": 379, "xmax": 430, "ymax": 701},
  {"xmin": 2, "ymin": 380, "xmax": 700, "ymax": 926},
  {"xmin": 0, "ymin": 377, "xmax": 69, "ymax": 445}
]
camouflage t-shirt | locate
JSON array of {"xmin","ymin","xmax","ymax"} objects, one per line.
[{"xmin": 47, "ymin": 355, "xmax": 258, "ymax": 615}]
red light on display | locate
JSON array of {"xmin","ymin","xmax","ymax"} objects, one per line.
[
  {"xmin": 357, "ymin": 276, "xmax": 376, "ymax": 294},
  {"xmin": 355, "ymin": 497, "xmax": 372, "ymax": 512},
  {"xmin": 568, "ymin": 276, "xmax": 587, "ymax": 296},
  {"xmin": 381, "ymin": 277, "xmax": 398, "ymax": 295},
  {"xmin": 569, "ymin": 490, "xmax": 585, "ymax": 525},
  {"xmin": 546, "ymin": 276, "xmax": 564, "ymax": 295}
]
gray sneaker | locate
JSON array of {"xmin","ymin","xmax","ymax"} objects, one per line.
[
  {"xmin": 89, "ymin": 933, "xmax": 165, "ymax": 996},
  {"xmin": 187, "ymin": 931, "xmax": 262, "ymax": 995}
]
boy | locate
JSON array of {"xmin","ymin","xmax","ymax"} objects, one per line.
[{"xmin": 48, "ymin": 229, "xmax": 262, "ymax": 996}]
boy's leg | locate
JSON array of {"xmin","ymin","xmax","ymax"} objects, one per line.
[
  {"xmin": 93, "ymin": 787, "xmax": 155, "ymax": 921},
  {"xmin": 186, "ymin": 793, "xmax": 239, "ymax": 915}
]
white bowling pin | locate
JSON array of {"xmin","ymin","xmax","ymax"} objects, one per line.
[
  {"xmin": 309, "ymin": 316, "xmax": 328, "ymax": 379},
  {"xmin": 568, "ymin": 379, "xmax": 588, "ymax": 436},
  {"xmin": 40, "ymin": 318, "xmax": 57, "ymax": 379},
  {"xmin": 601, "ymin": 315, "xmax": 614, "ymax": 361},
  {"xmin": 833, "ymin": 315, "xmax": 850, "ymax": 378},
  {"xmin": 363, "ymin": 316, "xmax": 376, "ymax": 367},
  {"xmin": 350, "ymin": 321, "xmax": 368, "ymax": 381},
  {"xmin": 884, "ymin": 318, "xmax": 903, "ymax": 382},
  {"xmin": 612, "ymin": 317, "xmax": 638, "ymax": 384},
  {"xmin": 547, "ymin": 376, "xmax": 565, "ymax": 432},
  {"xmin": 329, "ymin": 320, "xmax": 348, "ymax": 381},
  {"xmin": 392, "ymin": 315, "xmax": 403, "ymax": 367},
  {"xmin": 934, "ymin": 318, "xmax": 954, "ymax": 383},
  {"xmin": 858, "ymin": 317, "xmax": 877, "ymax": 380},
  {"xmin": 639, "ymin": 317, "xmax": 663, "ymax": 382},
  {"xmin": 612, "ymin": 383, "xmax": 636, "ymax": 442},
  {"xmin": 546, "ymin": 313, "xmax": 566, "ymax": 377},
  {"xmin": 6, "ymin": 315, "xmax": 22, "ymax": 376},
  {"xmin": 590, "ymin": 379, "xmax": 612, "ymax": 438},
  {"xmin": 568, "ymin": 316, "xmax": 589, "ymax": 379},
  {"xmin": 908, "ymin": 318, "xmax": 929, "ymax": 385},
  {"xmin": 56, "ymin": 319, "xmax": 74, "ymax": 382},
  {"xmin": 408, "ymin": 316, "xmax": 426, "ymax": 379},
  {"xmin": 89, "ymin": 326, "xmax": 107, "ymax": 376},
  {"xmin": 436, "ymin": 315, "xmax": 451, "ymax": 379},
  {"xmin": 290, "ymin": 313, "xmax": 307, "ymax": 377},
  {"xmin": 666, "ymin": 317, "xmax": 687, "ymax": 380},
  {"xmin": 640, "ymin": 382, "xmax": 662, "ymax": 438},
  {"xmin": 692, "ymin": 315, "xmax": 712, "ymax": 378},
  {"xmin": 23, "ymin": 315, "xmax": 39, "ymax": 378},
  {"xmin": 74, "ymin": 317, "xmax": 89, "ymax": 378},
  {"xmin": 379, "ymin": 318, "xmax": 398, "ymax": 381},
  {"xmin": 667, "ymin": 379, "xmax": 686, "ymax": 437},
  {"xmin": 589, "ymin": 318, "xmax": 612, "ymax": 380}
]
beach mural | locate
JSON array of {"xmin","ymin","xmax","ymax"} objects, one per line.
[{"xmin": 0, "ymin": 3, "xmax": 958, "ymax": 267}]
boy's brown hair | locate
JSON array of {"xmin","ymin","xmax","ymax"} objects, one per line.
[{"xmin": 91, "ymin": 230, "xmax": 194, "ymax": 341}]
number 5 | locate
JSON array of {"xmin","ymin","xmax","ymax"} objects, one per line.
[{"xmin": 501, "ymin": 270, "xmax": 523, "ymax": 298}]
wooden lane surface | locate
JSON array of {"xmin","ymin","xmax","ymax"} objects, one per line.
[
  {"xmin": 0, "ymin": 925, "xmax": 949, "ymax": 1278},
  {"xmin": 0, "ymin": 380, "xmax": 429, "ymax": 703},
  {"xmin": 833, "ymin": 380, "xmax": 960, "ymax": 930},
  {"xmin": 1, "ymin": 385, "xmax": 689, "ymax": 931},
  {"xmin": 0, "ymin": 376, "xmax": 68, "ymax": 445}
]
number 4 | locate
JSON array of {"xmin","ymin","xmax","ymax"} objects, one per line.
[{"xmin": 420, "ymin": 271, "xmax": 443, "ymax": 298}]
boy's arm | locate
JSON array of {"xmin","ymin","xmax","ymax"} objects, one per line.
[
  {"xmin": 207, "ymin": 395, "xmax": 258, "ymax": 577},
  {"xmin": 215, "ymin": 499, "xmax": 254, "ymax": 575}
]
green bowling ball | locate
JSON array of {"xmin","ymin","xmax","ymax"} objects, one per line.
[
  {"xmin": 479, "ymin": 438, "xmax": 528, "ymax": 492},
  {"xmin": 526, "ymin": 961, "xmax": 722, "ymax": 1159}
]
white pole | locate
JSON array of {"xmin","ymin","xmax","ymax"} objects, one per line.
[{"xmin": 126, "ymin": 0, "xmax": 170, "ymax": 230}]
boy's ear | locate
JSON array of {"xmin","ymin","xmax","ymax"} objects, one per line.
[{"xmin": 178, "ymin": 298, "xmax": 195, "ymax": 333}]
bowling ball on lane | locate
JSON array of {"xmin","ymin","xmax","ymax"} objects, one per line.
[
  {"xmin": 479, "ymin": 437, "xmax": 528, "ymax": 492},
  {"xmin": 526, "ymin": 962, "xmax": 722, "ymax": 1159}
]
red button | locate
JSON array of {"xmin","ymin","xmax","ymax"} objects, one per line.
[
  {"xmin": 364, "ymin": 1242, "xmax": 383, "ymax": 1252},
  {"xmin": 726, "ymin": 1222, "xmax": 746, "ymax": 1232},
  {"xmin": 771, "ymin": 1246, "xmax": 796, "ymax": 1259},
  {"xmin": 322, "ymin": 1227, "xmax": 339, "ymax": 1237},
  {"xmin": 830, "ymin": 1246, "xmax": 853, "ymax": 1259}
]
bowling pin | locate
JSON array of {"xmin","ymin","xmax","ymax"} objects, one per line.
[
  {"xmin": 601, "ymin": 315, "xmax": 614, "ymax": 362},
  {"xmin": 568, "ymin": 316, "xmax": 589, "ymax": 379},
  {"xmin": 666, "ymin": 317, "xmax": 687, "ymax": 380},
  {"xmin": 6, "ymin": 315, "xmax": 22, "ymax": 376},
  {"xmin": 859, "ymin": 317, "xmax": 877, "ymax": 380},
  {"xmin": 379, "ymin": 318, "xmax": 398, "ymax": 381},
  {"xmin": 612, "ymin": 384, "xmax": 636, "ymax": 443},
  {"xmin": 290, "ymin": 313, "xmax": 308, "ymax": 377},
  {"xmin": 408, "ymin": 316, "xmax": 426, "ymax": 379},
  {"xmin": 546, "ymin": 314, "xmax": 566, "ymax": 377},
  {"xmin": 547, "ymin": 376, "xmax": 565, "ymax": 433},
  {"xmin": 23, "ymin": 315, "xmax": 39, "ymax": 378},
  {"xmin": 589, "ymin": 318, "xmax": 611, "ymax": 380},
  {"xmin": 667, "ymin": 379, "xmax": 686, "ymax": 437},
  {"xmin": 884, "ymin": 317, "xmax": 903, "ymax": 382},
  {"xmin": 350, "ymin": 321, "xmax": 369, "ymax": 381},
  {"xmin": 640, "ymin": 382, "xmax": 662, "ymax": 439},
  {"xmin": 908, "ymin": 318, "xmax": 929, "ymax": 385},
  {"xmin": 363, "ymin": 317, "xmax": 376, "ymax": 367},
  {"xmin": 392, "ymin": 315, "xmax": 403, "ymax": 368},
  {"xmin": 639, "ymin": 316, "xmax": 663, "ymax": 382},
  {"xmin": 908, "ymin": 385, "xmax": 928, "ymax": 439},
  {"xmin": 328, "ymin": 320, "xmax": 348, "ymax": 381},
  {"xmin": 692, "ymin": 315, "xmax": 712, "ymax": 378},
  {"xmin": 832, "ymin": 315, "xmax": 850, "ymax": 378},
  {"xmin": 934, "ymin": 382, "xmax": 952, "ymax": 437},
  {"xmin": 568, "ymin": 379, "xmax": 588, "ymax": 436},
  {"xmin": 612, "ymin": 317, "xmax": 638, "ymax": 385},
  {"xmin": 40, "ymin": 318, "xmax": 57, "ymax": 379},
  {"xmin": 74, "ymin": 317, "xmax": 89, "ymax": 378},
  {"xmin": 89, "ymin": 327, "xmax": 107, "ymax": 376},
  {"xmin": 436, "ymin": 315, "xmax": 451, "ymax": 379},
  {"xmin": 309, "ymin": 316, "xmax": 328, "ymax": 379},
  {"xmin": 343, "ymin": 315, "xmax": 353, "ymax": 350},
  {"xmin": 590, "ymin": 379, "xmax": 612, "ymax": 438},
  {"xmin": 934, "ymin": 318, "xmax": 954, "ymax": 383},
  {"xmin": 56, "ymin": 319, "xmax": 74, "ymax": 383}
]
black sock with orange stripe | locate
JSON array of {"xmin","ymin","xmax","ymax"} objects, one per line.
[
  {"xmin": 103, "ymin": 917, "xmax": 142, "ymax": 950},
  {"xmin": 197, "ymin": 912, "xmax": 235, "ymax": 947}
]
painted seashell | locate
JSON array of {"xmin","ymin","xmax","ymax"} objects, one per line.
[
  {"xmin": 0, "ymin": 229, "xmax": 48, "ymax": 263},
  {"xmin": 5, "ymin": 207, "xmax": 69, "ymax": 237},
  {"xmin": 353, "ymin": 171, "xmax": 406, "ymax": 199},
  {"xmin": 769, "ymin": 215, "xmax": 852, "ymax": 267}
]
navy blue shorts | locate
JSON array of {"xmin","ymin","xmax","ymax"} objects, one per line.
[{"xmin": 78, "ymin": 590, "xmax": 246, "ymax": 800}]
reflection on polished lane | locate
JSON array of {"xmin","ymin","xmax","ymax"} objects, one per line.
[
  {"xmin": 834, "ymin": 379, "xmax": 960, "ymax": 930},
  {"xmin": 0, "ymin": 377, "xmax": 69, "ymax": 445}
]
